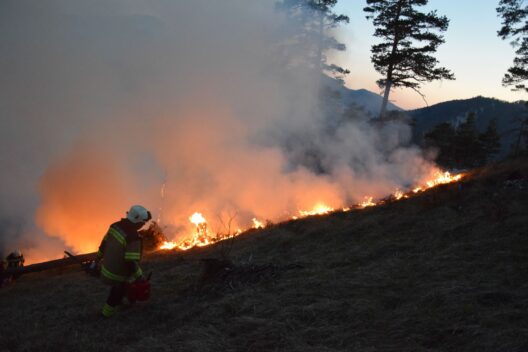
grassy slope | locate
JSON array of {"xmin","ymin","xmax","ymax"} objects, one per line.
[{"xmin": 1, "ymin": 159, "xmax": 528, "ymax": 352}]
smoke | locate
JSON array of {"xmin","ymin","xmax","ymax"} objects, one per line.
[{"xmin": 0, "ymin": 0, "xmax": 436, "ymax": 262}]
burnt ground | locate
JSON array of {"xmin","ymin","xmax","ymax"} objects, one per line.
[{"xmin": 1, "ymin": 158, "xmax": 527, "ymax": 352}]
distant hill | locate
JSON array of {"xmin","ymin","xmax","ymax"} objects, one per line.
[
  {"xmin": 325, "ymin": 82, "xmax": 526, "ymax": 156},
  {"xmin": 321, "ymin": 76, "xmax": 402, "ymax": 116},
  {"xmin": 409, "ymin": 96, "xmax": 527, "ymax": 156},
  {"xmin": 340, "ymin": 88, "xmax": 402, "ymax": 116}
]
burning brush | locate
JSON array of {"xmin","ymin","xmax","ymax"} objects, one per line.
[
  {"xmin": 159, "ymin": 169, "xmax": 466, "ymax": 252},
  {"xmin": 160, "ymin": 212, "xmax": 215, "ymax": 250}
]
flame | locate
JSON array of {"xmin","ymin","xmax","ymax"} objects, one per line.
[
  {"xmin": 413, "ymin": 187, "xmax": 423, "ymax": 193},
  {"xmin": 425, "ymin": 171, "xmax": 464, "ymax": 188},
  {"xmin": 158, "ymin": 170, "xmax": 465, "ymax": 252},
  {"xmin": 159, "ymin": 212, "xmax": 214, "ymax": 251},
  {"xmin": 160, "ymin": 241, "xmax": 178, "ymax": 250},
  {"xmin": 359, "ymin": 196, "xmax": 376, "ymax": 209},
  {"xmin": 189, "ymin": 212, "xmax": 206, "ymax": 225},
  {"xmin": 298, "ymin": 203, "xmax": 334, "ymax": 217},
  {"xmin": 252, "ymin": 218, "xmax": 265, "ymax": 229}
]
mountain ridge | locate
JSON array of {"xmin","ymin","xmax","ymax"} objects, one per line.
[{"xmin": 408, "ymin": 96, "xmax": 527, "ymax": 155}]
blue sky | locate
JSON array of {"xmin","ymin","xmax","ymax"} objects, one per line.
[{"xmin": 333, "ymin": 0, "xmax": 524, "ymax": 109}]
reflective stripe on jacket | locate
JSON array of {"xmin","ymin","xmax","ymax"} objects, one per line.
[{"xmin": 98, "ymin": 219, "xmax": 143, "ymax": 285}]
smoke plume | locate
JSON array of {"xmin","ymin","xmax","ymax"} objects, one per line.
[{"xmin": 0, "ymin": 0, "xmax": 435, "ymax": 262}]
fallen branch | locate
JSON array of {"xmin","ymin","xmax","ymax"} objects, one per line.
[{"xmin": 1, "ymin": 252, "xmax": 98, "ymax": 280}]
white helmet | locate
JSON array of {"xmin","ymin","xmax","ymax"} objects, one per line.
[{"xmin": 126, "ymin": 205, "xmax": 152, "ymax": 224}]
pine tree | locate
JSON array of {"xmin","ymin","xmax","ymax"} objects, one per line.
[
  {"xmin": 364, "ymin": 0, "xmax": 455, "ymax": 117},
  {"xmin": 453, "ymin": 112, "xmax": 482, "ymax": 168},
  {"xmin": 478, "ymin": 118, "xmax": 501, "ymax": 164},
  {"xmin": 277, "ymin": 0, "xmax": 350, "ymax": 81},
  {"xmin": 424, "ymin": 122, "xmax": 456, "ymax": 168},
  {"xmin": 512, "ymin": 112, "xmax": 528, "ymax": 156},
  {"xmin": 497, "ymin": 0, "xmax": 528, "ymax": 92}
]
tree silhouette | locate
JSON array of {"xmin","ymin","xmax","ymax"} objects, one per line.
[
  {"xmin": 511, "ymin": 108, "xmax": 528, "ymax": 156},
  {"xmin": 277, "ymin": 0, "xmax": 350, "ymax": 81},
  {"xmin": 453, "ymin": 113, "xmax": 483, "ymax": 168},
  {"xmin": 364, "ymin": 0, "xmax": 455, "ymax": 117},
  {"xmin": 497, "ymin": 0, "xmax": 528, "ymax": 92},
  {"xmin": 479, "ymin": 118, "xmax": 501, "ymax": 164},
  {"xmin": 424, "ymin": 122, "xmax": 456, "ymax": 168}
]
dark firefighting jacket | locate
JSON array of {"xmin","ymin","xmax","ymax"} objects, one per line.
[
  {"xmin": 6, "ymin": 253, "xmax": 24, "ymax": 268},
  {"xmin": 97, "ymin": 218, "xmax": 143, "ymax": 285}
]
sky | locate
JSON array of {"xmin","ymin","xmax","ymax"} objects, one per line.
[{"xmin": 334, "ymin": 0, "xmax": 525, "ymax": 110}]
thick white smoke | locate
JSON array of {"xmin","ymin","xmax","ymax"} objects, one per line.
[{"xmin": 0, "ymin": 0, "xmax": 435, "ymax": 262}]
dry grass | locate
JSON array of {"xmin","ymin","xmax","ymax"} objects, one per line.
[{"xmin": 1, "ymin": 158, "xmax": 528, "ymax": 352}]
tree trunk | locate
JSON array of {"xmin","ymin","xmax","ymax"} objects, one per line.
[
  {"xmin": 379, "ymin": 0, "xmax": 403, "ymax": 119},
  {"xmin": 379, "ymin": 79, "xmax": 393, "ymax": 118},
  {"xmin": 513, "ymin": 118, "xmax": 527, "ymax": 156}
]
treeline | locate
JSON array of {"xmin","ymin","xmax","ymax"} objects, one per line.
[
  {"xmin": 276, "ymin": 0, "xmax": 528, "ymax": 170},
  {"xmin": 423, "ymin": 113, "xmax": 502, "ymax": 169}
]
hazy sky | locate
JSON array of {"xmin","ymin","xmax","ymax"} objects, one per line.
[
  {"xmin": 334, "ymin": 0, "xmax": 525, "ymax": 110},
  {"xmin": 0, "ymin": 0, "xmax": 443, "ymax": 261}
]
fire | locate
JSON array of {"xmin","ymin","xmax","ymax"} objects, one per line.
[
  {"xmin": 359, "ymin": 196, "xmax": 376, "ymax": 209},
  {"xmin": 425, "ymin": 171, "xmax": 464, "ymax": 188},
  {"xmin": 411, "ymin": 171, "xmax": 464, "ymax": 194},
  {"xmin": 158, "ymin": 169, "xmax": 465, "ymax": 252},
  {"xmin": 160, "ymin": 241, "xmax": 178, "ymax": 250},
  {"xmin": 189, "ymin": 212, "xmax": 206, "ymax": 225},
  {"xmin": 252, "ymin": 218, "xmax": 265, "ymax": 229},
  {"xmin": 393, "ymin": 190, "xmax": 404, "ymax": 200},
  {"xmin": 159, "ymin": 212, "xmax": 215, "ymax": 251},
  {"xmin": 298, "ymin": 203, "xmax": 334, "ymax": 217},
  {"xmin": 413, "ymin": 187, "xmax": 423, "ymax": 193}
]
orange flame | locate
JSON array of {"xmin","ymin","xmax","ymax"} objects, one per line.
[
  {"xmin": 393, "ymin": 190, "xmax": 404, "ymax": 200},
  {"xmin": 159, "ymin": 169, "xmax": 465, "ymax": 252},
  {"xmin": 359, "ymin": 196, "xmax": 376, "ymax": 209},
  {"xmin": 160, "ymin": 212, "xmax": 215, "ymax": 250},
  {"xmin": 425, "ymin": 171, "xmax": 464, "ymax": 188},
  {"xmin": 298, "ymin": 203, "xmax": 334, "ymax": 217},
  {"xmin": 252, "ymin": 218, "xmax": 265, "ymax": 229},
  {"xmin": 189, "ymin": 212, "xmax": 206, "ymax": 225}
]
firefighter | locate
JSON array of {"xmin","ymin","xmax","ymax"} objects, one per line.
[
  {"xmin": 95, "ymin": 205, "xmax": 151, "ymax": 318},
  {"xmin": 1, "ymin": 250, "xmax": 24, "ymax": 284},
  {"xmin": 6, "ymin": 250, "xmax": 25, "ymax": 269}
]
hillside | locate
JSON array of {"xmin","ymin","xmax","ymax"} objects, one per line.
[
  {"xmin": 1, "ymin": 159, "xmax": 528, "ymax": 352},
  {"xmin": 409, "ymin": 97, "xmax": 527, "ymax": 156},
  {"xmin": 340, "ymin": 88, "xmax": 402, "ymax": 116},
  {"xmin": 321, "ymin": 75, "xmax": 402, "ymax": 116}
]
